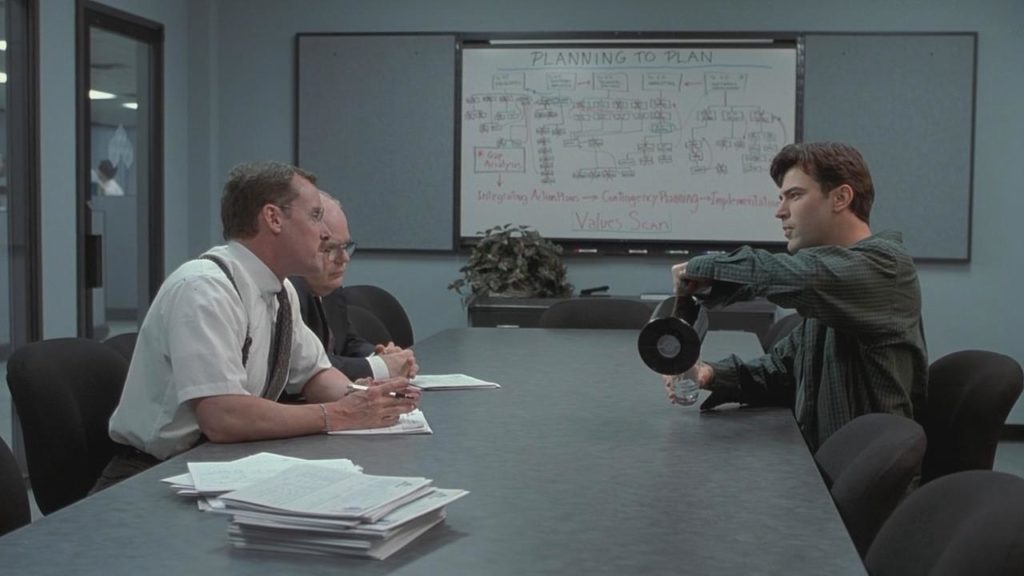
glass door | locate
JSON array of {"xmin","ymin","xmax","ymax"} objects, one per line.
[
  {"xmin": 78, "ymin": 3, "xmax": 162, "ymax": 339},
  {"xmin": 1, "ymin": 0, "xmax": 41, "ymax": 475}
]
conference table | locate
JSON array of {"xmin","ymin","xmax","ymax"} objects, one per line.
[{"xmin": 0, "ymin": 328, "xmax": 865, "ymax": 575}]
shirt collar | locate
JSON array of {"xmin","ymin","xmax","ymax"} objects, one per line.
[
  {"xmin": 866, "ymin": 230, "xmax": 903, "ymax": 244},
  {"xmin": 224, "ymin": 241, "xmax": 283, "ymax": 299}
]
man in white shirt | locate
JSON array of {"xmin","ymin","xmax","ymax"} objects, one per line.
[
  {"xmin": 291, "ymin": 194, "xmax": 418, "ymax": 382},
  {"xmin": 97, "ymin": 162, "xmax": 420, "ymax": 490},
  {"xmin": 95, "ymin": 159, "xmax": 125, "ymax": 196}
]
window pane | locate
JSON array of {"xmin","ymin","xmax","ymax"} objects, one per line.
[
  {"xmin": 1, "ymin": 0, "xmax": 11, "ymax": 362},
  {"xmin": 89, "ymin": 27, "xmax": 151, "ymax": 338},
  {"xmin": 0, "ymin": 0, "xmax": 39, "ymax": 479}
]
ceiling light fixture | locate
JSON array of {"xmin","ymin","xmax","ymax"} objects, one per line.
[{"xmin": 88, "ymin": 89, "xmax": 117, "ymax": 100}]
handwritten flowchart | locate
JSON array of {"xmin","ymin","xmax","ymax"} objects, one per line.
[{"xmin": 460, "ymin": 46, "xmax": 796, "ymax": 243}]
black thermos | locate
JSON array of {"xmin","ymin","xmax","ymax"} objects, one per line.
[{"xmin": 637, "ymin": 296, "xmax": 709, "ymax": 375}]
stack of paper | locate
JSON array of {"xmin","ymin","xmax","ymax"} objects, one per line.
[
  {"xmin": 413, "ymin": 374, "xmax": 501, "ymax": 390},
  {"xmin": 219, "ymin": 463, "xmax": 467, "ymax": 559},
  {"xmin": 163, "ymin": 454, "xmax": 467, "ymax": 560},
  {"xmin": 162, "ymin": 452, "xmax": 362, "ymax": 509}
]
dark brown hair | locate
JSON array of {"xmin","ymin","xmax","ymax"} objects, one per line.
[
  {"xmin": 770, "ymin": 142, "xmax": 874, "ymax": 224},
  {"xmin": 220, "ymin": 161, "xmax": 317, "ymax": 240},
  {"xmin": 98, "ymin": 159, "xmax": 117, "ymax": 180}
]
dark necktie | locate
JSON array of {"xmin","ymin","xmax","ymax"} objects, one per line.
[
  {"xmin": 263, "ymin": 289, "xmax": 293, "ymax": 401},
  {"xmin": 313, "ymin": 296, "xmax": 335, "ymax": 352}
]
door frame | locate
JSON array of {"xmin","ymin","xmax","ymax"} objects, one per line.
[
  {"xmin": 5, "ymin": 0, "xmax": 42, "ymax": 352},
  {"xmin": 75, "ymin": 0, "xmax": 164, "ymax": 337}
]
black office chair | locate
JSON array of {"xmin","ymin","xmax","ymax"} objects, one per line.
[
  {"xmin": 342, "ymin": 285, "xmax": 415, "ymax": 348},
  {"xmin": 103, "ymin": 331, "xmax": 139, "ymax": 363},
  {"xmin": 760, "ymin": 312, "xmax": 802, "ymax": 352},
  {"xmin": 347, "ymin": 304, "xmax": 393, "ymax": 347},
  {"xmin": 538, "ymin": 298, "xmax": 653, "ymax": 330},
  {"xmin": 865, "ymin": 470, "xmax": 1024, "ymax": 576},
  {"xmin": 0, "ymin": 437, "xmax": 31, "ymax": 536},
  {"xmin": 918, "ymin": 350, "xmax": 1023, "ymax": 483},
  {"xmin": 6, "ymin": 338, "xmax": 129, "ymax": 515},
  {"xmin": 813, "ymin": 413, "xmax": 926, "ymax": 557}
]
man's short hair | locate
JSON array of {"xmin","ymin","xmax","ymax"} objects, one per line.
[
  {"xmin": 98, "ymin": 159, "xmax": 117, "ymax": 180},
  {"xmin": 770, "ymin": 142, "xmax": 874, "ymax": 224},
  {"xmin": 220, "ymin": 161, "xmax": 317, "ymax": 240}
]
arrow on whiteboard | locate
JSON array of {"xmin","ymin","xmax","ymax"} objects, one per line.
[{"xmin": 497, "ymin": 174, "xmax": 503, "ymax": 187}]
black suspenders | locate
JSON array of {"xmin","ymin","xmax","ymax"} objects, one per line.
[{"xmin": 199, "ymin": 254, "xmax": 253, "ymax": 367}]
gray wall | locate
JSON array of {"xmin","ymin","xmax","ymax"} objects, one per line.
[
  {"xmin": 35, "ymin": 0, "xmax": 1024, "ymax": 420},
  {"xmin": 39, "ymin": 0, "xmax": 78, "ymax": 338}
]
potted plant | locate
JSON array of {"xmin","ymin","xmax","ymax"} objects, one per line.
[{"xmin": 448, "ymin": 224, "xmax": 573, "ymax": 302}]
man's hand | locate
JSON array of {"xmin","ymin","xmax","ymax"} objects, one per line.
[
  {"xmin": 671, "ymin": 261, "xmax": 711, "ymax": 296},
  {"xmin": 662, "ymin": 361, "xmax": 714, "ymax": 404},
  {"xmin": 327, "ymin": 377, "xmax": 420, "ymax": 431},
  {"xmin": 374, "ymin": 342, "xmax": 403, "ymax": 355},
  {"xmin": 380, "ymin": 348, "xmax": 418, "ymax": 378}
]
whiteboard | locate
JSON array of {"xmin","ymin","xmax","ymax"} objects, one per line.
[{"xmin": 459, "ymin": 44, "xmax": 798, "ymax": 245}]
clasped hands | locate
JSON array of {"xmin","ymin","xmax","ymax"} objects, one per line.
[{"xmin": 376, "ymin": 342, "xmax": 419, "ymax": 379}]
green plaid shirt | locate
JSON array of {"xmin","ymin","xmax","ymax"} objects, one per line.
[{"xmin": 688, "ymin": 230, "xmax": 928, "ymax": 451}]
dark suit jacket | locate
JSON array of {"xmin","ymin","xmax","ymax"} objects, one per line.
[{"xmin": 291, "ymin": 276, "xmax": 377, "ymax": 379}]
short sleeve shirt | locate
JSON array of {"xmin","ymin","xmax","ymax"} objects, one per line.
[{"xmin": 108, "ymin": 242, "xmax": 330, "ymax": 460}]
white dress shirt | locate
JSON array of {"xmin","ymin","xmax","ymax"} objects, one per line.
[
  {"xmin": 367, "ymin": 355, "xmax": 390, "ymax": 379},
  {"xmin": 109, "ymin": 242, "xmax": 331, "ymax": 460},
  {"xmin": 99, "ymin": 178, "xmax": 125, "ymax": 197}
]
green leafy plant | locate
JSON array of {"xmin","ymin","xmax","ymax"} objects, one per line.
[{"xmin": 448, "ymin": 224, "xmax": 573, "ymax": 301}]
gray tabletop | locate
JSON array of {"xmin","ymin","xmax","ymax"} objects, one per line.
[{"xmin": 0, "ymin": 328, "xmax": 865, "ymax": 575}]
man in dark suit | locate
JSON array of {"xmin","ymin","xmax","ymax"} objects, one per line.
[{"xmin": 292, "ymin": 193, "xmax": 417, "ymax": 381}]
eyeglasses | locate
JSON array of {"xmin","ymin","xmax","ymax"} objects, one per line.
[
  {"xmin": 276, "ymin": 203, "xmax": 325, "ymax": 224},
  {"xmin": 322, "ymin": 240, "xmax": 357, "ymax": 261}
]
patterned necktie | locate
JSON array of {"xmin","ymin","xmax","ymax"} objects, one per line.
[{"xmin": 263, "ymin": 289, "xmax": 293, "ymax": 401}]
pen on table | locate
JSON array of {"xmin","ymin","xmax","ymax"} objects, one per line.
[{"xmin": 348, "ymin": 382, "xmax": 416, "ymax": 400}]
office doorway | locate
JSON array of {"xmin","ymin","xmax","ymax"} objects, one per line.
[{"xmin": 77, "ymin": 3, "xmax": 163, "ymax": 339}]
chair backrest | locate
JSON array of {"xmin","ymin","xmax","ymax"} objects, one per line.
[
  {"xmin": 347, "ymin": 304, "xmax": 393, "ymax": 347},
  {"xmin": 813, "ymin": 413, "xmax": 926, "ymax": 557},
  {"xmin": 865, "ymin": 470, "xmax": 1024, "ymax": 576},
  {"xmin": 6, "ymin": 338, "xmax": 130, "ymax": 515},
  {"xmin": 342, "ymin": 285, "xmax": 414, "ymax": 348},
  {"xmin": 0, "ymin": 437, "xmax": 31, "ymax": 536},
  {"xmin": 538, "ymin": 298, "xmax": 653, "ymax": 330},
  {"xmin": 103, "ymin": 331, "xmax": 139, "ymax": 363},
  {"xmin": 760, "ymin": 312, "xmax": 802, "ymax": 352},
  {"xmin": 919, "ymin": 350, "xmax": 1024, "ymax": 483}
]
